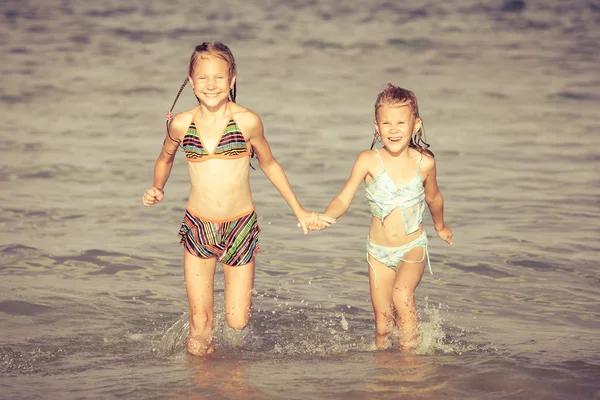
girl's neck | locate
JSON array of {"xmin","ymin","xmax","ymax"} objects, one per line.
[
  {"xmin": 197, "ymin": 101, "xmax": 230, "ymax": 121},
  {"xmin": 382, "ymin": 145, "xmax": 411, "ymax": 159}
]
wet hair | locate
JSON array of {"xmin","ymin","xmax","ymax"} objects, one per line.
[
  {"xmin": 370, "ymin": 83, "xmax": 433, "ymax": 156},
  {"xmin": 164, "ymin": 42, "xmax": 255, "ymax": 164},
  {"xmin": 188, "ymin": 42, "xmax": 237, "ymax": 103}
]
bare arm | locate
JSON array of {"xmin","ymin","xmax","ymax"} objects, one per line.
[
  {"xmin": 243, "ymin": 111, "xmax": 335, "ymax": 233},
  {"xmin": 423, "ymin": 155, "xmax": 452, "ymax": 244},
  {"xmin": 142, "ymin": 113, "xmax": 188, "ymax": 206},
  {"xmin": 323, "ymin": 150, "xmax": 372, "ymax": 219},
  {"xmin": 303, "ymin": 151, "xmax": 371, "ymax": 232}
]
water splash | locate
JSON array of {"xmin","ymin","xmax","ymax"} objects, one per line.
[
  {"xmin": 157, "ymin": 309, "xmax": 261, "ymax": 358},
  {"xmin": 157, "ymin": 314, "xmax": 188, "ymax": 357},
  {"xmin": 416, "ymin": 300, "xmax": 497, "ymax": 355},
  {"xmin": 156, "ymin": 296, "xmax": 496, "ymax": 359}
]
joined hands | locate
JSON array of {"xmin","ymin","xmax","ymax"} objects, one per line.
[{"xmin": 297, "ymin": 211, "xmax": 336, "ymax": 234}]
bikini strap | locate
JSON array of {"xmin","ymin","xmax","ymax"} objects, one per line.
[
  {"xmin": 227, "ymin": 101, "xmax": 234, "ymax": 121},
  {"xmin": 374, "ymin": 148, "xmax": 386, "ymax": 171},
  {"xmin": 191, "ymin": 108, "xmax": 201, "ymax": 128},
  {"xmin": 416, "ymin": 152, "xmax": 424, "ymax": 177}
]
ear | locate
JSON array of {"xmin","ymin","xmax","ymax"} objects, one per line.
[
  {"xmin": 373, "ymin": 119, "xmax": 379, "ymax": 134},
  {"xmin": 413, "ymin": 117, "xmax": 422, "ymax": 134},
  {"xmin": 188, "ymin": 76, "xmax": 194, "ymax": 89},
  {"xmin": 230, "ymin": 74, "xmax": 237, "ymax": 89}
]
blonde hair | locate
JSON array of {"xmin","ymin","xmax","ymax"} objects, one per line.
[
  {"xmin": 163, "ymin": 43, "xmax": 237, "ymax": 146},
  {"xmin": 188, "ymin": 42, "xmax": 237, "ymax": 101},
  {"xmin": 163, "ymin": 42, "xmax": 256, "ymax": 164}
]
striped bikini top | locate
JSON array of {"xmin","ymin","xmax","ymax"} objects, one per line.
[
  {"xmin": 365, "ymin": 149, "xmax": 426, "ymax": 234},
  {"xmin": 182, "ymin": 110, "xmax": 250, "ymax": 162}
]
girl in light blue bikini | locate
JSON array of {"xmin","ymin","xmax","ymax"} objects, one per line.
[{"xmin": 306, "ymin": 84, "xmax": 452, "ymax": 351}]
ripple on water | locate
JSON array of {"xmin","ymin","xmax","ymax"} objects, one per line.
[
  {"xmin": 0, "ymin": 245, "xmax": 172, "ymax": 280},
  {"xmin": 0, "ymin": 346, "xmax": 68, "ymax": 375},
  {"xmin": 0, "ymin": 300, "xmax": 53, "ymax": 316}
]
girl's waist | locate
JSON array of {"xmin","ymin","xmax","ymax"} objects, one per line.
[
  {"xmin": 186, "ymin": 194, "xmax": 254, "ymax": 222},
  {"xmin": 368, "ymin": 220, "xmax": 424, "ymax": 247}
]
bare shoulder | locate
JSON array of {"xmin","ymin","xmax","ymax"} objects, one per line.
[
  {"xmin": 230, "ymin": 103, "xmax": 263, "ymax": 134},
  {"xmin": 357, "ymin": 149, "xmax": 377, "ymax": 165},
  {"xmin": 355, "ymin": 149, "xmax": 380, "ymax": 174},
  {"xmin": 418, "ymin": 150, "xmax": 436, "ymax": 173},
  {"xmin": 352, "ymin": 149, "xmax": 380, "ymax": 181},
  {"xmin": 168, "ymin": 108, "xmax": 195, "ymax": 140}
]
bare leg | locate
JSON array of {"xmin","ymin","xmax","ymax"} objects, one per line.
[
  {"xmin": 184, "ymin": 249, "xmax": 217, "ymax": 356},
  {"xmin": 368, "ymin": 254, "xmax": 397, "ymax": 349},
  {"xmin": 392, "ymin": 247, "xmax": 426, "ymax": 352},
  {"xmin": 223, "ymin": 260, "xmax": 255, "ymax": 330}
]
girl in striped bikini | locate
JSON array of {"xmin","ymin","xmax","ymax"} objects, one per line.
[
  {"xmin": 142, "ymin": 42, "xmax": 335, "ymax": 356},
  {"xmin": 306, "ymin": 84, "xmax": 452, "ymax": 351}
]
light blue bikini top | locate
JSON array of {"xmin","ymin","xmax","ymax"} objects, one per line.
[{"xmin": 365, "ymin": 149, "xmax": 426, "ymax": 234}]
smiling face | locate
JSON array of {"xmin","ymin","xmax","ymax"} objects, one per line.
[
  {"xmin": 374, "ymin": 102, "xmax": 422, "ymax": 153},
  {"xmin": 188, "ymin": 54, "xmax": 236, "ymax": 108}
]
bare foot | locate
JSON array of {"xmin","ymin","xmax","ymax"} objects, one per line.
[
  {"xmin": 187, "ymin": 335, "xmax": 215, "ymax": 357},
  {"xmin": 398, "ymin": 333, "xmax": 417, "ymax": 353},
  {"xmin": 375, "ymin": 332, "xmax": 393, "ymax": 350}
]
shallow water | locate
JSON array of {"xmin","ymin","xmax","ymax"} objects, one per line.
[{"xmin": 1, "ymin": 0, "xmax": 599, "ymax": 399}]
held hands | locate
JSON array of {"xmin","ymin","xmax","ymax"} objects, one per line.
[
  {"xmin": 142, "ymin": 187, "xmax": 164, "ymax": 206},
  {"xmin": 435, "ymin": 224, "xmax": 453, "ymax": 244},
  {"xmin": 297, "ymin": 210, "xmax": 336, "ymax": 234}
]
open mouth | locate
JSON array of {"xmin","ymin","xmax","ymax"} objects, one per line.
[{"xmin": 388, "ymin": 137, "xmax": 403, "ymax": 143}]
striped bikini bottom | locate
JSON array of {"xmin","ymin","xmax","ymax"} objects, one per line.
[{"xmin": 178, "ymin": 207, "xmax": 260, "ymax": 266}]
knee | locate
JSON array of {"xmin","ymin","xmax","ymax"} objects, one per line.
[
  {"xmin": 226, "ymin": 306, "xmax": 251, "ymax": 330},
  {"xmin": 189, "ymin": 310, "xmax": 213, "ymax": 332},
  {"xmin": 226, "ymin": 314, "xmax": 250, "ymax": 330},
  {"xmin": 392, "ymin": 286, "xmax": 414, "ymax": 312}
]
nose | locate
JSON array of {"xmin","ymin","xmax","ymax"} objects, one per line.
[{"xmin": 206, "ymin": 78, "xmax": 217, "ymax": 90}]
